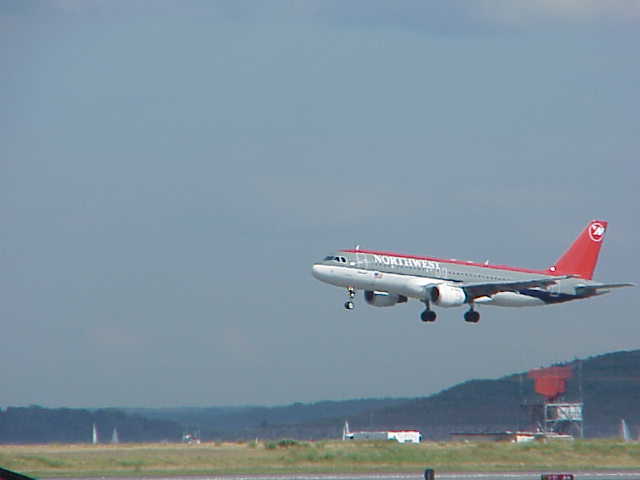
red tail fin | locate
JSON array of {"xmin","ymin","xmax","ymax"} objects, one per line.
[{"xmin": 548, "ymin": 220, "xmax": 608, "ymax": 280}]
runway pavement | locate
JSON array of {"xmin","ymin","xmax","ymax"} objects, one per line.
[{"xmin": 46, "ymin": 472, "xmax": 640, "ymax": 480}]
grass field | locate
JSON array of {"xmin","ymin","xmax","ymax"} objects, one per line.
[{"xmin": 1, "ymin": 440, "xmax": 639, "ymax": 477}]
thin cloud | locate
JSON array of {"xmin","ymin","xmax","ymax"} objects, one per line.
[
  {"xmin": 13, "ymin": 1, "xmax": 640, "ymax": 29},
  {"xmin": 477, "ymin": 0, "xmax": 640, "ymax": 24},
  {"xmin": 314, "ymin": 0, "xmax": 640, "ymax": 33}
]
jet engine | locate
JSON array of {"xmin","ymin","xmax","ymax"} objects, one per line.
[
  {"xmin": 364, "ymin": 290, "xmax": 408, "ymax": 307},
  {"xmin": 430, "ymin": 285, "xmax": 467, "ymax": 307}
]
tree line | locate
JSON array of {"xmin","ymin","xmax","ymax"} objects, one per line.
[{"xmin": 0, "ymin": 406, "xmax": 181, "ymax": 444}]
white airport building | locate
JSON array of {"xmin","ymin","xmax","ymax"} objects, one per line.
[{"xmin": 342, "ymin": 422, "xmax": 422, "ymax": 443}]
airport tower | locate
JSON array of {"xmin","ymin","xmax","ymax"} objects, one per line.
[{"xmin": 527, "ymin": 365, "xmax": 583, "ymax": 438}]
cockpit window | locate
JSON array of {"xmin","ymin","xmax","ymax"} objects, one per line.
[{"xmin": 323, "ymin": 255, "xmax": 347, "ymax": 263}]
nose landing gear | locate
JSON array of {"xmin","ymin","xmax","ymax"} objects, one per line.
[{"xmin": 344, "ymin": 287, "xmax": 356, "ymax": 310}]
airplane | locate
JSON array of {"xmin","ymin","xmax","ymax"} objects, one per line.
[{"xmin": 311, "ymin": 220, "xmax": 634, "ymax": 323}]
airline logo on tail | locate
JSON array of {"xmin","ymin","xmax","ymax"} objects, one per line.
[
  {"xmin": 589, "ymin": 222, "xmax": 606, "ymax": 242},
  {"xmin": 550, "ymin": 219, "xmax": 609, "ymax": 279}
]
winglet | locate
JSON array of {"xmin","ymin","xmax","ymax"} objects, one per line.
[{"xmin": 548, "ymin": 220, "xmax": 608, "ymax": 280}]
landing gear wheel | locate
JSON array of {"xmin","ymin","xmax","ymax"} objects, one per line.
[
  {"xmin": 464, "ymin": 310, "xmax": 480, "ymax": 323},
  {"xmin": 344, "ymin": 287, "xmax": 356, "ymax": 310},
  {"xmin": 420, "ymin": 310, "xmax": 437, "ymax": 322}
]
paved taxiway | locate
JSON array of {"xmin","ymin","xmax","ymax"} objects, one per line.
[{"xmin": 46, "ymin": 473, "xmax": 640, "ymax": 480}]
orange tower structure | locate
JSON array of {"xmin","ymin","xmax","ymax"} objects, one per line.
[
  {"xmin": 527, "ymin": 365, "xmax": 583, "ymax": 437},
  {"xmin": 528, "ymin": 366, "xmax": 572, "ymax": 402}
]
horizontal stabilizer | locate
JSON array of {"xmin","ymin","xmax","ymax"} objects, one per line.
[{"xmin": 576, "ymin": 282, "xmax": 636, "ymax": 294}]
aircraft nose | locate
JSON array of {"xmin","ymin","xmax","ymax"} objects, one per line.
[
  {"xmin": 311, "ymin": 263, "xmax": 323, "ymax": 279},
  {"xmin": 312, "ymin": 263, "xmax": 333, "ymax": 281}
]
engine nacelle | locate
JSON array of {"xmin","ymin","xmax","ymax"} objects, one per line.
[
  {"xmin": 430, "ymin": 285, "xmax": 467, "ymax": 307},
  {"xmin": 364, "ymin": 290, "xmax": 408, "ymax": 307}
]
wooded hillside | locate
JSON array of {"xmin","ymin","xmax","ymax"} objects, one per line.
[{"xmin": 2, "ymin": 350, "xmax": 638, "ymax": 443}]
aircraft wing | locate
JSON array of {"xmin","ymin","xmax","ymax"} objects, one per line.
[{"xmin": 458, "ymin": 276, "xmax": 570, "ymax": 300}]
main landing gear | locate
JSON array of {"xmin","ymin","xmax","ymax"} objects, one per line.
[
  {"xmin": 344, "ymin": 287, "xmax": 356, "ymax": 310},
  {"xmin": 420, "ymin": 302, "xmax": 436, "ymax": 322},
  {"xmin": 464, "ymin": 308, "xmax": 480, "ymax": 323},
  {"xmin": 420, "ymin": 303, "xmax": 480, "ymax": 323}
]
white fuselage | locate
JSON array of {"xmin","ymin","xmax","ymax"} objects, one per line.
[{"xmin": 312, "ymin": 250, "xmax": 590, "ymax": 308}]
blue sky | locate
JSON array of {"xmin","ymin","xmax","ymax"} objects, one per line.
[{"xmin": 2, "ymin": 1, "xmax": 639, "ymax": 407}]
